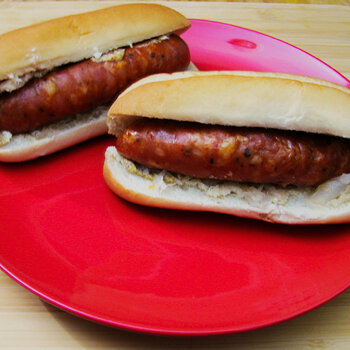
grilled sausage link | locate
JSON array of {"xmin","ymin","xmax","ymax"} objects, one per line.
[
  {"xmin": 116, "ymin": 119, "xmax": 350, "ymax": 187},
  {"xmin": 0, "ymin": 35, "xmax": 190, "ymax": 134}
]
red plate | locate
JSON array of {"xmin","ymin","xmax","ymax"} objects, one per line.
[{"xmin": 1, "ymin": 20, "xmax": 350, "ymax": 335}]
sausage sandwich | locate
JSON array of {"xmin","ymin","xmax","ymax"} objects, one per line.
[
  {"xmin": 104, "ymin": 71, "xmax": 350, "ymax": 224},
  {"xmin": 0, "ymin": 3, "xmax": 191, "ymax": 161}
]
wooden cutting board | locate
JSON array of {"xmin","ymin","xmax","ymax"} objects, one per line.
[{"xmin": 0, "ymin": 1, "xmax": 349, "ymax": 80}]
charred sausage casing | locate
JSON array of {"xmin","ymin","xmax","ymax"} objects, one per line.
[{"xmin": 116, "ymin": 118, "xmax": 350, "ymax": 187}]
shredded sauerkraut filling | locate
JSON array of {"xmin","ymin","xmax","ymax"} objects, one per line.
[
  {"xmin": 0, "ymin": 131, "xmax": 12, "ymax": 146},
  {"xmin": 91, "ymin": 49, "xmax": 125, "ymax": 63}
]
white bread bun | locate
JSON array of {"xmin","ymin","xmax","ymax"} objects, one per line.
[
  {"xmin": 104, "ymin": 71, "xmax": 350, "ymax": 224},
  {"xmin": 108, "ymin": 70, "xmax": 350, "ymax": 138},
  {"xmin": 0, "ymin": 4, "xmax": 191, "ymax": 162}
]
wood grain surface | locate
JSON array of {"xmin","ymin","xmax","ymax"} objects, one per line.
[
  {"xmin": 0, "ymin": 1, "xmax": 349, "ymax": 79},
  {"xmin": 0, "ymin": 1, "xmax": 349, "ymax": 349}
]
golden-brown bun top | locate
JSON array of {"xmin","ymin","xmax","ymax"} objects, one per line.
[
  {"xmin": 0, "ymin": 3, "xmax": 190, "ymax": 80},
  {"xmin": 108, "ymin": 70, "xmax": 350, "ymax": 138}
]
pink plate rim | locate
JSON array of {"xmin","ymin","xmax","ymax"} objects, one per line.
[{"xmin": 187, "ymin": 18, "xmax": 350, "ymax": 88}]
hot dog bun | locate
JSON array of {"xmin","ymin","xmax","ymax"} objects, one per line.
[
  {"xmin": 0, "ymin": 4, "xmax": 191, "ymax": 162},
  {"xmin": 104, "ymin": 71, "xmax": 350, "ymax": 224},
  {"xmin": 0, "ymin": 4, "xmax": 190, "ymax": 88},
  {"xmin": 107, "ymin": 70, "xmax": 350, "ymax": 138}
]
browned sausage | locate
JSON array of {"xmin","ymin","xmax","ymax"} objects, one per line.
[
  {"xmin": 116, "ymin": 118, "xmax": 350, "ymax": 187},
  {"xmin": 0, "ymin": 35, "xmax": 190, "ymax": 133}
]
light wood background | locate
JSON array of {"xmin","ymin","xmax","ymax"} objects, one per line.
[{"xmin": 0, "ymin": 1, "xmax": 349, "ymax": 349}]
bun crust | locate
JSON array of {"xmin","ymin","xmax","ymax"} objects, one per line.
[
  {"xmin": 104, "ymin": 147, "xmax": 350, "ymax": 224},
  {"xmin": 108, "ymin": 71, "xmax": 350, "ymax": 138},
  {"xmin": 0, "ymin": 3, "xmax": 190, "ymax": 81}
]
